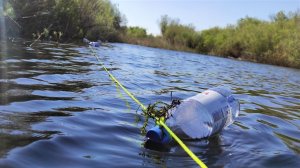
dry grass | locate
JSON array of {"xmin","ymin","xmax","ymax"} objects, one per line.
[{"xmin": 119, "ymin": 35, "xmax": 195, "ymax": 53}]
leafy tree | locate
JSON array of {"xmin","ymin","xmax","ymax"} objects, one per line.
[
  {"xmin": 126, "ymin": 26, "xmax": 147, "ymax": 38},
  {"xmin": 7, "ymin": 0, "xmax": 124, "ymax": 41}
]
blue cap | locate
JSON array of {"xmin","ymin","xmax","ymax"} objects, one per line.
[{"xmin": 146, "ymin": 125, "xmax": 172, "ymax": 144}]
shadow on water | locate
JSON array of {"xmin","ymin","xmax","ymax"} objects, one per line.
[
  {"xmin": 141, "ymin": 135, "xmax": 225, "ymax": 167},
  {"xmin": 0, "ymin": 111, "xmax": 60, "ymax": 158},
  {"xmin": 0, "ymin": 41, "xmax": 93, "ymax": 160}
]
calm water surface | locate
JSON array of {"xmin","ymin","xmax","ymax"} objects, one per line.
[{"xmin": 0, "ymin": 41, "xmax": 299, "ymax": 168}]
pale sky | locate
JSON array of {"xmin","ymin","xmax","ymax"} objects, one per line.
[{"xmin": 110, "ymin": 0, "xmax": 300, "ymax": 35}]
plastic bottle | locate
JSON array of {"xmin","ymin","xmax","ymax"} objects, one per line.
[
  {"xmin": 165, "ymin": 87, "xmax": 240, "ymax": 139},
  {"xmin": 83, "ymin": 38, "xmax": 101, "ymax": 47},
  {"xmin": 145, "ymin": 87, "xmax": 239, "ymax": 145}
]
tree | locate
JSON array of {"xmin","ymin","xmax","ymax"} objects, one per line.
[
  {"xmin": 7, "ymin": 0, "xmax": 124, "ymax": 41},
  {"xmin": 126, "ymin": 26, "xmax": 147, "ymax": 38}
]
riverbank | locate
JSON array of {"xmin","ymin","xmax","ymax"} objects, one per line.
[
  {"xmin": 120, "ymin": 12, "xmax": 300, "ymax": 69},
  {"xmin": 120, "ymin": 35, "xmax": 300, "ymax": 69},
  {"xmin": 119, "ymin": 35, "xmax": 195, "ymax": 53},
  {"xmin": 2, "ymin": 0, "xmax": 299, "ymax": 69}
]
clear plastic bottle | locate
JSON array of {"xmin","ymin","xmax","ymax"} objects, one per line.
[{"xmin": 166, "ymin": 87, "xmax": 240, "ymax": 139}]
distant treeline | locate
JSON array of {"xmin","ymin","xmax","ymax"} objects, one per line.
[
  {"xmin": 122, "ymin": 12, "xmax": 300, "ymax": 68},
  {"xmin": 2, "ymin": 0, "xmax": 300, "ymax": 68}
]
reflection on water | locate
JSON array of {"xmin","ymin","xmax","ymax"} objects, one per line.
[{"xmin": 0, "ymin": 41, "xmax": 299, "ymax": 167}]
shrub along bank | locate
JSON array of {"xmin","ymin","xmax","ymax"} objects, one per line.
[{"xmin": 3, "ymin": 0, "xmax": 299, "ymax": 68}]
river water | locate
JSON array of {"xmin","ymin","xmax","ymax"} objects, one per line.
[{"xmin": 0, "ymin": 41, "xmax": 299, "ymax": 168}]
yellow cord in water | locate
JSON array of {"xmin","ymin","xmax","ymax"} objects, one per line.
[
  {"xmin": 90, "ymin": 47, "xmax": 207, "ymax": 168},
  {"xmin": 159, "ymin": 120, "xmax": 207, "ymax": 168},
  {"xmin": 96, "ymin": 56, "xmax": 146, "ymax": 110}
]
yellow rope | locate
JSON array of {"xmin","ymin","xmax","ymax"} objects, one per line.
[
  {"xmin": 90, "ymin": 46, "xmax": 207, "ymax": 168},
  {"xmin": 159, "ymin": 120, "xmax": 207, "ymax": 168},
  {"xmin": 94, "ymin": 54, "xmax": 147, "ymax": 110}
]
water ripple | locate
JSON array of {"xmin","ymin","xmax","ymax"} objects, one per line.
[{"xmin": 0, "ymin": 42, "xmax": 299, "ymax": 167}]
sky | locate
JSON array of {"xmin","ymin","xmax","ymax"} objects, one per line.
[{"xmin": 110, "ymin": 0, "xmax": 300, "ymax": 35}]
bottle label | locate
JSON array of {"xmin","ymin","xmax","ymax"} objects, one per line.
[
  {"xmin": 189, "ymin": 90, "xmax": 230, "ymax": 133},
  {"xmin": 166, "ymin": 87, "xmax": 239, "ymax": 139}
]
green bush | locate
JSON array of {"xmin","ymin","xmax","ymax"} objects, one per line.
[
  {"xmin": 159, "ymin": 15, "xmax": 200, "ymax": 48},
  {"xmin": 7, "ymin": 0, "xmax": 125, "ymax": 41},
  {"xmin": 126, "ymin": 26, "xmax": 147, "ymax": 38},
  {"xmin": 191, "ymin": 11, "xmax": 299, "ymax": 67},
  {"xmin": 157, "ymin": 11, "xmax": 300, "ymax": 68}
]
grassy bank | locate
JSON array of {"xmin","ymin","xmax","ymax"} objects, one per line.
[
  {"xmin": 3, "ymin": 0, "xmax": 299, "ymax": 68},
  {"xmin": 120, "ymin": 34, "xmax": 195, "ymax": 53},
  {"xmin": 121, "ymin": 12, "xmax": 300, "ymax": 69}
]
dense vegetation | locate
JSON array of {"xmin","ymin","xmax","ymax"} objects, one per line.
[
  {"xmin": 4, "ymin": 0, "xmax": 125, "ymax": 41},
  {"xmin": 197, "ymin": 12, "xmax": 300, "ymax": 67},
  {"xmin": 123, "ymin": 13, "xmax": 300, "ymax": 68},
  {"xmin": 2, "ymin": 0, "xmax": 300, "ymax": 68}
]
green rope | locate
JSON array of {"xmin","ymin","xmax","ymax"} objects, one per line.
[{"xmin": 89, "ymin": 46, "xmax": 208, "ymax": 168}]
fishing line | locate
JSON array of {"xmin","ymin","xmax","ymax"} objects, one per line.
[
  {"xmin": 115, "ymin": 81, "xmax": 131, "ymax": 111},
  {"xmin": 89, "ymin": 46, "xmax": 208, "ymax": 168}
]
